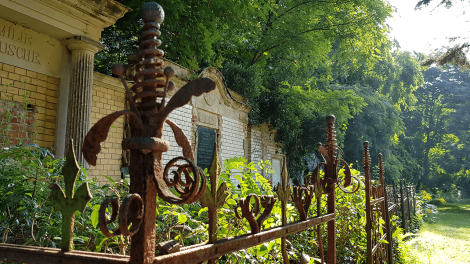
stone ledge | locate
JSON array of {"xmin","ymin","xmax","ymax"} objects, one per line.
[{"xmin": 0, "ymin": 0, "xmax": 129, "ymax": 41}]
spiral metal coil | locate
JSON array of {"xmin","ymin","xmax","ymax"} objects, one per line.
[
  {"xmin": 325, "ymin": 115, "xmax": 338, "ymax": 160},
  {"xmin": 157, "ymin": 157, "xmax": 207, "ymax": 205},
  {"xmin": 132, "ymin": 6, "xmax": 170, "ymax": 118},
  {"xmin": 98, "ymin": 194, "xmax": 144, "ymax": 237}
]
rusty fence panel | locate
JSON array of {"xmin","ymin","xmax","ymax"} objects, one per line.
[
  {"xmin": 364, "ymin": 145, "xmax": 392, "ymax": 264},
  {"xmin": 0, "ymin": 2, "xmax": 366, "ymax": 264},
  {"xmin": 376, "ymin": 183, "xmax": 414, "ymax": 264}
]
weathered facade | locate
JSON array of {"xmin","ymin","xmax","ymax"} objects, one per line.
[
  {"xmin": 0, "ymin": 0, "xmax": 129, "ymax": 168},
  {"xmin": 0, "ymin": 0, "xmax": 284, "ymax": 185}
]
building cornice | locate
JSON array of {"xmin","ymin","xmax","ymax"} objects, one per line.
[
  {"xmin": 1, "ymin": 0, "xmax": 130, "ymax": 41},
  {"xmin": 199, "ymin": 67, "xmax": 251, "ymax": 114}
]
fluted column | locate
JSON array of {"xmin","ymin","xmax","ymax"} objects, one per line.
[{"xmin": 65, "ymin": 37, "xmax": 101, "ymax": 167}]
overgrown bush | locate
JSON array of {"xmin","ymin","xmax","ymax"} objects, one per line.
[
  {"xmin": 0, "ymin": 144, "xmax": 126, "ymax": 252},
  {"xmin": 0, "ymin": 149, "xmax": 392, "ymax": 263}
]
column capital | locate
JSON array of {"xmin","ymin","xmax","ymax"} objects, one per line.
[{"xmin": 67, "ymin": 36, "xmax": 104, "ymax": 54}]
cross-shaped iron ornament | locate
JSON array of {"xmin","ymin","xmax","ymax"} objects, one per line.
[
  {"xmin": 309, "ymin": 115, "xmax": 361, "ymax": 264},
  {"xmin": 81, "ymin": 2, "xmax": 215, "ymax": 263}
]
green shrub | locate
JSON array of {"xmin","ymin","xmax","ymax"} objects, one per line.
[
  {"xmin": 0, "ymin": 150, "xmax": 410, "ymax": 263},
  {"xmin": 0, "ymin": 144, "xmax": 122, "ymax": 252}
]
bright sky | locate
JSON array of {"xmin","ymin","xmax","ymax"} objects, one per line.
[{"xmin": 387, "ymin": 1, "xmax": 470, "ymax": 54}]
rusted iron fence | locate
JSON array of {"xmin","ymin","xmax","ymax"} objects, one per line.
[
  {"xmin": 0, "ymin": 2, "xmax": 418, "ymax": 264},
  {"xmin": 365, "ymin": 173, "xmax": 416, "ymax": 264},
  {"xmin": 385, "ymin": 183, "xmax": 416, "ymax": 233},
  {"xmin": 0, "ymin": 3, "xmax": 359, "ymax": 264}
]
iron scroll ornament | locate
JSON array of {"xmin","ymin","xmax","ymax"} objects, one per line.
[
  {"xmin": 312, "ymin": 116, "xmax": 361, "ymax": 195},
  {"xmin": 82, "ymin": 1, "xmax": 215, "ymax": 242},
  {"xmin": 98, "ymin": 194, "xmax": 144, "ymax": 237}
]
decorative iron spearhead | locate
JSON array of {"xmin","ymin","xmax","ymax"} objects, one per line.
[
  {"xmin": 200, "ymin": 145, "xmax": 230, "ymax": 243},
  {"xmin": 276, "ymin": 156, "xmax": 290, "ymax": 263},
  {"xmin": 81, "ymin": 2, "xmax": 215, "ymax": 263},
  {"xmin": 50, "ymin": 139, "xmax": 92, "ymax": 251},
  {"xmin": 316, "ymin": 115, "xmax": 359, "ymax": 194}
]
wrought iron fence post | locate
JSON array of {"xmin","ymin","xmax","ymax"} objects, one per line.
[
  {"xmin": 277, "ymin": 156, "xmax": 290, "ymax": 264},
  {"xmin": 407, "ymin": 185, "xmax": 412, "ymax": 223},
  {"xmin": 400, "ymin": 181, "xmax": 407, "ymax": 232},
  {"xmin": 363, "ymin": 142, "xmax": 372, "ymax": 264},
  {"xmin": 82, "ymin": 2, "xmax": 215, "ymax": 264},
  {"xmin": 379, "ymin": 154, "xmax": 394, "ymax": 264},
  {"xmin": 200, "ymin": 145, "xmax": 230, "ymax": 264},
  {"xmin": 325, "ymin": 116, "xmax": 337, "ymax": 264},
  {"xmin": 313, "ymin": 115, "xmax": 359, "ymax": 264}
]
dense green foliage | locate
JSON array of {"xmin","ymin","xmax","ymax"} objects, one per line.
[
  {"xmin": 400, "ymin": 66, "xmax": 470, "ymax": 194},
  {"xmin": 95, "ymin": 1, "xmax": 470, "ymax": 193},
  {"xmin": 0, "ymin": 145, "xmax": 127, "ymax": 252},
  {"xmin": 1, "ymin": 147, "xmax": 375, "ymax": 263}
]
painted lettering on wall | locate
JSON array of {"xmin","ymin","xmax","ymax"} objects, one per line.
[
  {"xmin": 0, "ymin": 21, "xmax": 33, "ymax": 45},
  {"xmin": 0, "ymin": 20, "xmax": 40, "ymax": 65},
  {"xmin": 0, "ymin": 40, "xmax": 40, "ymax": 64}
]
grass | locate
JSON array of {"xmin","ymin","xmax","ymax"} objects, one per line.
[{"xmin": 402, "ymin": 199, "xmax": 470, "ymax": 264}]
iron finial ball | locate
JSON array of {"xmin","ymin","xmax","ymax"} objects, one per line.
[
  {"xmin": 164, "ymin": 67, "xmax": 175, "ymax": 79},
  {"xmin": 326, "ymin": 115, "xmax": 335, "ymax": 124},
  {"xmin": 363, "ymin": 141, "xmax": 369, "ymax": 147},
  {"xmin": 141, "ymin": 2, "xmax": 165, "ymax": 24}
]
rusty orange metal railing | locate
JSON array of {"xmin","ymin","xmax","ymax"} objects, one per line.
[{"xmin": 0, "ymin": 2, "xmax": 396, "ymax": 264}]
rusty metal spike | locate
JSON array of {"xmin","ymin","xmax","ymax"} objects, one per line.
[
  {"xmin": 363, "ymin": 141, "xmax": 371, "ymax": 170},
  {"xmin": 200, "ymin": 144, "xmax": 230, "ymax": 244},
  {"xmin": 378, "ymin": 153, "xmax": 384, "ymax": 179},
  {"xmin": 323, "ymin": 115, "xmax": 337, "ymax": 263},
  {"xmin": 276, "ymin": 156, "xmax": 290, "ymax": 264},
  {"xmin": 364, "ymin": 141, "xmax": 372, "ymax": 264},
  {"xmin": 378, "ymin": 153, "xmax": 385, "ymax": 197}
]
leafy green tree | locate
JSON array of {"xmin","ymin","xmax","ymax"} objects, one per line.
[
  {"xmin": 96, "ymin": 0, "xmax": 405, "ymax": 182},
  {"xmin": 343, "ymin": 87, "xmax": 408, "ymax": 183},
  {"xmin": 402, "ymin": 66, "xmax": 470, "ymax": 189},
  {"xmin": 329, "ymin": 50, "xmax": 424, "ymax": 184},
  {"xmin": 414, "ymin": 1, "xmax": 470, "ymax": 69},
  {"xmin": 97, "ymin": 0, "xmax": 393, "ymax": 72}
]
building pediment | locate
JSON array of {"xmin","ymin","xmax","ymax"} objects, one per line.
[{"xmin": 192, "ymin": 67, "xmax": 250, "ymax": 123}]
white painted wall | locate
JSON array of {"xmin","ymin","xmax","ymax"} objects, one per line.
[{"xmin": 161, "ymin": 104, "xmax": 193, "ymax": 165}]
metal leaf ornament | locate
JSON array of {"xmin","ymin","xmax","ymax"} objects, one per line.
[
  {"xmin": 317, "ymin": 115, "xmax": 360, "ymax": 195},
  {"xmin": 81, "ymin": 2, "xmax": 215, "ymax": 262},
  {"xmin": 50, "ymin": 140, "xmax": 92, "ymax": 251},
  {"xmin": 200, "ymin": 145, "xmax": 230, "ymax": 243},
  {"xmin": 81, "ymin": 1, "xmax": 215, "ymax": 205}
]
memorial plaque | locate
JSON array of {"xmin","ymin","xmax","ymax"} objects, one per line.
[{"xmin": 197, "ymin": 126, "xmax": 216, "ymax": 171}]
